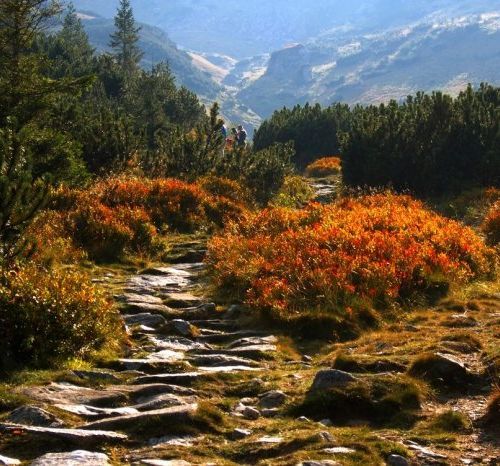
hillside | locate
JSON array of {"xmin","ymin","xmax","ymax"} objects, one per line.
[
  {"xmin": 72, "ymin": 0, "xmax": 498, "ymax": 58},
  {"xmin": 236, "ymin": 13, "xmax": 500, "ymax": 117},
  {"xmin": 78, "ymin": 12, "xmax": 220, "ymax": 99}
]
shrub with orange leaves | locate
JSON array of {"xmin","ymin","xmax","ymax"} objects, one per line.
[
  {"xmin": 207, "ymin": 193, "xmax": 496, "ymax": 320},
  {"xmin": 0, "ymin": 264, "xmax": 123, "ymax": 367},
  {"xmin": 305, "ymin": 156, "xmax": 342, "ymax": 178},
  {"xmin": 482, "ymin": 201, "xmax": 500, "ymax": 245},
  {"xmin": 36, "ymin": 176, "xmax": 250, "ymax": 262}
]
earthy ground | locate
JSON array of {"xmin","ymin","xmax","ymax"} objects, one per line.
[{"xmin": 0, "ymin": 181, "xmax": 498, "ymax": 466}]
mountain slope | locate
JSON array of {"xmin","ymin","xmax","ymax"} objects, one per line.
[
  {"xmin": 72, "ymin": 0, "xmax": 499, "ymax": 58},
  {"xmin": 236, "ymin": 13, "xmax": 500, "ymax": 117},
  {"xmin": 79, "ymin": 13, "xmax": 220, "ymax": 98}
]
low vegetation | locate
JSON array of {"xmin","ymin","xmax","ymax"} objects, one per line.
[
  {"xmin": 305, "ymin": 156, "xmax": 342, "ymax": 178},
  {"xmin": 207, "ymin": 192, "xmax": 495, "ymax": 323},
  {"xmin": 482, "ymin": 200, "xmax": 500, "ymax": 245},
  {"xmin": 0, "ymin": 264, "xmax": 123, "ymax": 370}
]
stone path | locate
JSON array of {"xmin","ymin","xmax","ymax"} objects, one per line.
[{"xmin": 0, "ymin": 245, "xmax": 282, "ymax": 465}]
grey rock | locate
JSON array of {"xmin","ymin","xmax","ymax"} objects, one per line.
[
  {"xmin": 0, "ymin": 424, "xmax": 127, "ymax": 447},
  {"xmin": 117, "ymin": 358, "xmax": 185, "ymax": 373},
  {"xmin": 300, "ymin": 462, "xmax": 340, "ymax": 466},
  {"xmin": 0, "ymin": 455, "xmax": 20, "ymax": 465},
  {"xmin": 130, "ymin": 384, "xmax": 197, "ymax": 400},
  {"xmin": 190, "ymin": 354, "xmax": 258, "ymax": 367},
  {"xmin": 20, "ymin": 383, "xmax": 129, "ymax": 407},
  {"xmin": 227, "ymin": 335, "xmax": 278, "ymax": 349},
  {"xmin": 163, "ymin": 292, "xmax": 204, "ymax": 308},
  {"xmin": 54, "ymin": 404, "xmax": 139, "ymax": 418},
  {"xmin": 140, "ymin": 460, "xmax": 191, "ymax": 466},
  {"xmin": 230, "ymin": 428, "xmax": 252, "ymax": 440},
  {"xmin": 133, "ymin": 372, "xmax": 203, "ymax": 386},
  {"xmin": 7, "ymin": 406, "xmax": 62, "ymax": 427},
  {"xmin": 30, "ymin": 450, "xmax": 110, "ymax": 465},
  {"xmin": 124, "ymin": 302, "xmax": 172, "ymax": 315},
  {"xmin": 319, "ymin": 419, "xmax": 333, "ymax": 426},
  {"xmin": 82, "ymin": 403, "xmax": 198, "ymax": 432},
  {"xmin": 118, "ymin": 293, "xmax": 163, "ymax": 305},
  {"xmin": 322, "ymin": 447, "xmax": 356, "ymax": 454},
  {"xmin": 258, "ymin": 390, "xmax": 287, "ymax": 409},
  {"xmin": 314, "ymin": 431, "xmax": 336, "ymax": 443},
  {"xmin": 297, "ymin": 416, "xmax": 311, "ymax": 422},
  {"xmin": 172, "ymin": 319, "xmax": 197, "ymax": 337},
  {"xmin": 409, "ymin": 353, "xmax": 469, "ymax": 385},
  {"xmin": 242, "ymin": 406, "xmax": 260, "ymax": 420},
  {"xmin": 124, "ymin": 313, "xmax": 167, "ymax": 328},
  {"xmin": 387, "ymin": 454, "xmax": 410, "ymax": 466},
  {"xmin": 310, "ymin": 370, "xmax": 358, "ymax": 392}
]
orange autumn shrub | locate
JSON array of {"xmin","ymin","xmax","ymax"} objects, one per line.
[
  {"xmin": 305, "ymin": 156, "xmax": 342, "ymax": 178},
  {"xmin": 37, "ymin": 176, "xmax": 251, "ymax": 262},
  {"xmin": 207, "ymin": 193, "xmax": 495, "ymax": 319},
  {"xmin": 0, "ymin": 264, "xmax": 123, "ymax": 367},
  {"xmin": 482, "ymin": 201, "xmax": 500, "ymax": 245}
]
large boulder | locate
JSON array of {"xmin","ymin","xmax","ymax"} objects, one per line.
[
  {"xmin": 30, "ymin": 450, "xmax": 110, "ymax": 466},
  {"xmin": 408, "ymin": 353, "xmax": 469, "ymax": 386},
  {"xmin": 7, "ymin": 406, "xmax": 62, "ymax": 427},
  {"xmin": 309, "ymin": 370, "xmax": 358, "ymax": 392}
]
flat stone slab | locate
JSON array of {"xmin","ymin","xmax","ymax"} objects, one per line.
[
  {"xmin": 30, "ymin": 450, "xmax": 110, "ymax": 465},
  {"xmin": 0, "ymin": 455, "xmax": 20, "ymax": 465},
  {"xmin": 133, "ymin": 372, "xmax": 203, "ymax": 386},
  {"xmin": 147, "ymin": 350, "xmax": 186, "ymax": 362},
  {"xmin": 21, "ymin": 383, "xmax": 129, "ymax": 407},
  {"xmin": 190, "ymin": 354, "xmax": 259, "ymax": 367},
  {"xmin": 0, "ymin": 424, "xmax": 127, "ymax": 447},
  {"xmin": 117, "ymin": 358, "xmax": 186, "ymax": 373},
  {"xmin": 7, "ymin": 406, "xmax": 62, "ymax": 427},
  {"xmin": 122, "ymin": 302, "xmax": 173, "ymax": 315},
  {"xmin": 54, "ymin": 404, "xmax": 139, "ymax": 418},
  {"xmin": 124, "ymin": 313, "xmax": 167, "ymax": 328},
  {"xmin": 194, "ymin": 345, "xmax": 277, "ymax": 361},
  {"xmin": 130, "ymin": 384, "xmax": 197, "ymax": 401},
  {"xmin": 139, "ymin": 461, "xmax": 191, "ymax": 466},
  {"xmin": 309, "ymin": 370, "xmax": 358, "ymax": 392},
  {"xmin": 83, "ymin": 403, "xmax": 198, "ymax": 432},
  {"xmin": 227, "ymin": 336, "xmax": 278, "ymax": 349},
  {"xmin": 163, "ymin": 292, "xmax": 204, "ymax": 308},
  {"xmin": 322, "ymin": 447, "xmax": 356, "ymax": 455},
  {"xmin": 148, "ymin": 336, "xmax": 211, "ymax": 352},
  {"xmin": 198, "ymin": 365, "xmax": 261, "ymax": 373},
  {"xmin": 118, "ymin": 293, "xmax": 164, "ymax": 305}
]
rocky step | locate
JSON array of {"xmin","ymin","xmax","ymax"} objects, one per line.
[
  {"xmin": 0, "ymin": 424, "xmax": 127, "ymax": 448},
  {"xmin": 82, "ymin": 403, "xmax": 198, "ymax": 434},
  {"xmin": 189, "ymin": 354, "xmax": 260, "ymax": 368},
  {"xmin": 115, "ymin": 358, "xmax": 188, "ymax": 374},
  {"xmin": 196, "ymin": 330, "xmax": 269, "ymax": 344},
  {"xmin": 188, "ymin": 319, "xmax": 239, "ymax": 331},
  {"xmin": 189, "ymin": 345, "xmax": 277, "ymax": 361},
  {"xmin": 55, "ymin": 393, "xmax": 197, "ymax": 420},
  {"xmin": 30, "ymin": 451, "xmax": 111, "ymax": 466},
  {"xmin": 161, "ymin": 292, "xmax": 205, "ymax": 309}
]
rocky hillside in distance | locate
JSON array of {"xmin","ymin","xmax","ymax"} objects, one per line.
[
  {"xmin": 237, "ymin": 12, "xmax": 500, "ymax": 117},
  {"xmin": 78, "ymin": 12, "xmax": 221, "ymax": 99},
  {"xmin": 72, "ymin": 0, "xmax": 499, "ymax": 58}
]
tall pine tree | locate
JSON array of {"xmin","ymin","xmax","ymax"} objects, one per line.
[
  {"xmin": 109, "ymin": 0, "xmax": 143, "ymax": 76},
  {"xmin": 0, "ymin": 0, "xmax": 87, "ymax": 262}
]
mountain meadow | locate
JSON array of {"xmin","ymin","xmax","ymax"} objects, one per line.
[{"xmin": 0, "ymin": 1, "xmax": 499, "ymax": 465}]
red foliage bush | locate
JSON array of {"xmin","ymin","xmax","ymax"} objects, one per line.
[
  {"xmin": 207, "ymin": 193, "xmax": 495, "ymax": 319},
  {"xmin": 482, "ymin": 200, "xmax": 500, "ymax": 245},
  {"xmin": 305, "ymin": 156, "xmax": 342, "ymax": 177}
]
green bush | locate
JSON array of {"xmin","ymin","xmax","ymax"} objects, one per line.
[
  {"xmin": 271, "ymin": 175, "xmax": 315, "ymax": 208},
  {"xmin": 0, "ymin": 265, "xmax": 123, "ymax": 369}
]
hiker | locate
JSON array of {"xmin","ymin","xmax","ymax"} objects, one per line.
[
  {"xmin": 236, "ymin": 125, "xmax": 247, "ymax": 147},
  {"xmin": 221, "ymin": 122, "xmax": 228, "ymax": 139}
]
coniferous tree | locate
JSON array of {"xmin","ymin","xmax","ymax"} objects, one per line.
[
  {"xmin": 109, "ymin": 0, "xmax": 143, "ymax": 75},
  {"xmin": 0, "ymin": 0, "xmax": 87, "ymax": 262}
]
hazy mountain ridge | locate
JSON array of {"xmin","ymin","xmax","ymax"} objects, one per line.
[
  {"xmin": 235, "ymin": 10, "xmax": 500, "ymax": 117},
  {"xmin": 71, "ymin": 1, "xmax": 500, "ymax": 128}
]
